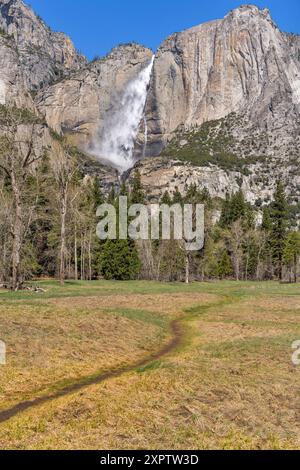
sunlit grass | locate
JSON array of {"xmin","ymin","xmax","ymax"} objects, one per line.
[{"xmin": 0, "ymin": 280, "xmax": 299, "ymax": 449}]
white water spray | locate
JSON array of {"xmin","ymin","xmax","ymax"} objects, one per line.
[
  {"xmin": 143, "ymin": 115, "xmax": 148, "ymax": 158},
  {"xmin": 89, "ymin": 56, "xmax": 154, "ymax": 173}
]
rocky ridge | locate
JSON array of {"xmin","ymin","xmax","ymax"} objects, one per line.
[
  {"xmin": 144, "ymin": 5, "xmax": 300, "ymax": 156},
  {"xmin": 136, "ymin": 5, "xmax": 300, "ymax": 204},
  {"xmin": 0, "ymin": 0, "xmax": 86, "ymax": 91},
  {"xmin": 36, "ymin": 44, "xmax": 153, "ymax": 148},
  {"xmin": 0, "ymin": 1, "xmax": 300, "ymax": 206}
]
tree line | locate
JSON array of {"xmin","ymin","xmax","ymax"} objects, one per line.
[{"xmin": 0, "ymin": 105, "xmax": 299, "ymax": 289}]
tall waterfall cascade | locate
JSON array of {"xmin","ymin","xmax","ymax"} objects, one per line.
[
  {"xmin": 143, "ymin": 115, "xmax": 148, "ymax": 158},
  {"xmin": 89, "ymin": 56, "xmax": 155, "ymax": 173}
]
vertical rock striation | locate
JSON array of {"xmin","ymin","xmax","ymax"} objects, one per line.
[
  {"xmin": 1, "ymin": 1, "xmax": 300, "ymax": 201},
  {"xmin": 144, "ymin": 5, "xmax": 300, "ymax": 158},
  {"xmin": 36, "ymin": 45, "xmax": 153, "ymax": 149},
  {"xmin": 0, "ymin": 0, "xmax": 86, "ymax": 91}
]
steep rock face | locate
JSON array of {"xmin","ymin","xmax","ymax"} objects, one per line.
[
  {"xmin": 0, "ymin": 33, "xmax": 23, "ymax": 104},
  {"xmin": 0, "ymin": 32, "xmax": 34, "ymax": 108},
  {"xmin": 1, "ymin": 1, "xmax": 299, "ymax": 206},
  {"xmin": 36, "ymin": 44, "xmax": 153, "ymax": 148},
  {"xmin": 0, "ymin": 1, "xmax": 148, "ymax": 191},
  {"xmin": 0, "ymin": 0, "xmax": 86, "ymax": 91},
  {"xmin": 133, "ymin": 155, "xmax": 300, "ymax": 205},
  {"xmin": 287, "ymin": 33, "xmax": 300, "ymax": 64},
  {"xmin": 144, "ymin": 5, "xmax": 300, "ymax": 157}
]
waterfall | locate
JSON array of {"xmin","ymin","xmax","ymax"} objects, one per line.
[
  {"xmin": 89, "ymin": 56, "xmax": 154, "ymax": 173},
  {"xmin": 143, "ymin": 115, "xmax": 148, "ymax": 158}
]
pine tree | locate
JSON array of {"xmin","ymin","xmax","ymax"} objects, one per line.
[
  {"xmin": 231, "ymin": 190, "xmax": 247, "ymax": 223},
  {"xmin": 219, "ymin": 190, "xmax": 252, "ymax": 229},
  {"xmin": 219, "ymin": 193, "xmax": 231, "ymax": 228},
  {"xmin": 262, "ymin": 206, "xmax": 272, "ymax": 232},
  {"xmin": 242, "ymin": 229, "xmax": 259, "ymax": 280},
  {"xmin": 269, "ymin": 182, "xmax": 288, "ymax": 280},
  {"xmin": 172, "ymin": 186, "xmax": 183, "ymax": 205},
  {"xmin": 260, "ymin": 206, "xmax": 273, "ymax": 278},
  {"xmin": 199, "ymin": 187, "xmax": 212, "ymax": 209},
  {"xmin": 91, "ymin": 178, "xmax": 104, "ymax": 209},
  {"xmin": 185, "ymin": 183, "xmax": 198, "ymax": 203},
  {"xmin": 107, "ymin": 186, "xmax": 116, "ymax": 205},
  {"xmin": 161, "ymin": 190, "xmax": 172, "ymax": 205},
  {"xmin": 217, "ymin": 250, "xmax": 233, "ymax": 279},
  {"xmin": 185, "ymin": 184, "xmax": 212, "ymax": 207},
  {"xmin": 243, "ymin": 205, "xmax": 255, "ymax": 231},
  {"xmin": 130, "ymin": 170, "xmax": 145, "ymax": 204},
  {"xmin": 99, "ymin": 240, "xmax": 140, "ymax": 280}
]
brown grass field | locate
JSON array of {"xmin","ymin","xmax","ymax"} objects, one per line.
[{"xmin": 0, "ymin": 280, "xmax": 299, "ymax": 450}]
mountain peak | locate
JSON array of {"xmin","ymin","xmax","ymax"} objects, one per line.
[
  {"xmin": 0, "ymin": 0, "xmax": 86, "ymax": 90},
  {"xmin": 226, "ymin": 4, "xmax": 272, "ymax": 21},
  {"xmin": 0, "ymin": 0, "xmax": 34, "ymax": 22},
  {"xmin": 0, "ymin": 0, "xmax": 23, "ymax": 5}
]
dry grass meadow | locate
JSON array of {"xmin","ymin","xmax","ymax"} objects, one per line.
[{"xmin": 0, "ymin": 280, "xmax": 299, "ymax": 450}]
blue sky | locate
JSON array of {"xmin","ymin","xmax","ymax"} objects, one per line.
[{"xmin": 28, "ymin": 0, "xmax": 300, "ymax": 60}]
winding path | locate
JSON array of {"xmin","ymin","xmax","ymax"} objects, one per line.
[
  {"xmin": 0, "ymin": 296, "xmax": 228, "ymax": 424},
  {"xmin": 0, "ymin": 318, "xmax": 184, "ymax": 424}
]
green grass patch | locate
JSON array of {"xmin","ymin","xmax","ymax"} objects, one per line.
[
  {"xmin": 161, "ymin": 113, "xmax": 267, "ymax": 174},
  {"xmin": 103, "ymin": 308, "xmax": 168, "ymax": 328},
  {"xmin": 136, "ymin": 360, "xmax": 164, "ymax": 373},
  {"xmin": 1, "ymin": 279, "xmax": 299, "ymax": 305}
]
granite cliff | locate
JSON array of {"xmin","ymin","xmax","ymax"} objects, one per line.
[
  {"xmin": 0, "ymin": 0, "xmax": 85, "ymax": 91},
  {"xmin": 0, "ymin": 1, "xmax": 300, "ymax": 205}
]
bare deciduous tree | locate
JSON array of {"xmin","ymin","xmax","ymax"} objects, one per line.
[
  {"xmin": 0, "ymin": 106, "xmax": 44, "ymax": 290},
  {"xmin": 50, "ymin": 141, "xmax": 78, "ymax": 285},
  {"xmin": 225, "ymin": 220, "xmax": 244, "ymax": 281}
]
